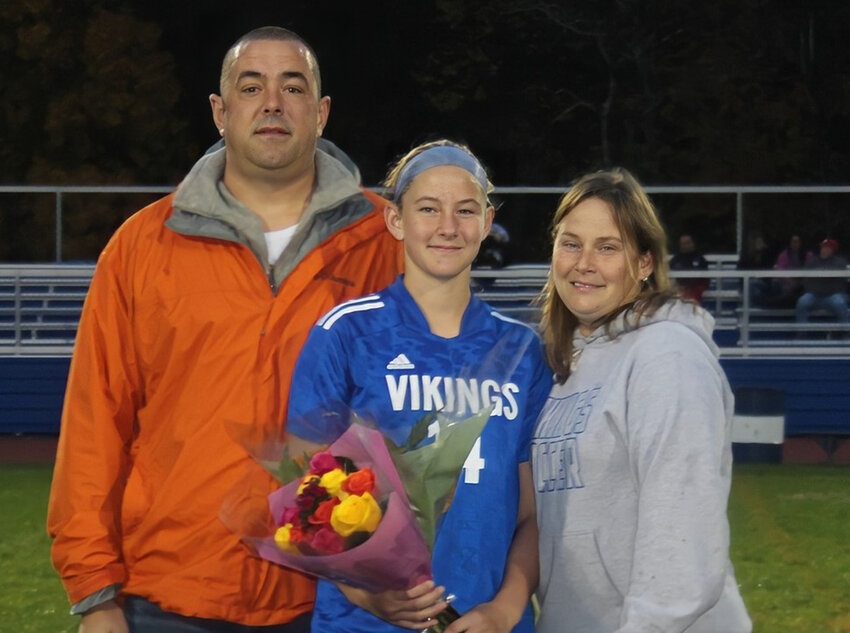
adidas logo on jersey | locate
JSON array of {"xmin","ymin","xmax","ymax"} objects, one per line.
[{"xmin": 386, "ymin": 354, "xmax": 415, "ymax": 370}]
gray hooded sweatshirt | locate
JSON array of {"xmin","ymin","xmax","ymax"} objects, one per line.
[
  {"xmin": 532, "ymin": 301, "xmax": 751, "ymax": 633},
  {"xmin": 167, "ymin": 145, "xmax": 374, "ymax": 291}
]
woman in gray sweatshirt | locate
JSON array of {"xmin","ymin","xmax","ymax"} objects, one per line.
[{"xmin": 531, "ymin": 168, "xmax": 751, "ymax": 633}]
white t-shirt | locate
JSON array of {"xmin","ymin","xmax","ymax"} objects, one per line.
[{"xmin": 265, "ymin": 225, "xmax": 298, "ymax": 264}]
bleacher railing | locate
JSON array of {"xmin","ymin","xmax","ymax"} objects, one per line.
[
  {"xmin": 0, "ymin": 185, "xmax": 173, "ymax": 262},
  {"xmin": 3, "ymin": 184, "xmax": 850, "ymax": 261},
  {"xmin": 2, "ymin": 263, "xmax": 848, "ymax": 358},
  {"xmin": 0, "ymin": 265, "xmax": 94, "ymax": 355}
]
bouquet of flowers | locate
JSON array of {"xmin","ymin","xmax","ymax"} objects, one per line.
[
  {"xmin": 272, "ymin": 452, "xmax": 382, "ymax": 556},
  {"xmin": 221, "ymin": 406, "xmax": 492, "ymax": 632}
]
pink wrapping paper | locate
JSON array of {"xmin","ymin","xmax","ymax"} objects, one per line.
[{"xmin": 246, "ymin": 423, "xmax": 433, "ymax": 592}]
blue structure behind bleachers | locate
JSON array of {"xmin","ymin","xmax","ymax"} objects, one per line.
[
  {"xmin": 720, "ymin": 358, "xmax": 850, "ymax": 435},
  {"xmin": 1, "ymin": 357, "xmax": 70, "ymax": 434},
  {"xmin": 1, "ymin": 355, "xmax": 848, "ymax": 436}
]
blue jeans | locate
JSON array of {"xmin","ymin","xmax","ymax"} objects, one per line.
[
  {"xmin": 124, "ymin": 596, "xmax": 312, "ymax": 633},
  {"xmin": 794, "ymin": 292, "xmax": 850, "ymax": 323}
]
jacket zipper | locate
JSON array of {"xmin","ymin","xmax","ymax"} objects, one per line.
[
  {"xmin": 267, "ymin": 263, "xmax": 276, "ymax": 294},
  {"xmin": 260, "ymin": 265, "xmax": 276, "ymax": 338}
]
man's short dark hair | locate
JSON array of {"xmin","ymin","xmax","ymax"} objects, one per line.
[{"xmin": 220, "ymin": 26, "xmax": 322, "ymax": 96}]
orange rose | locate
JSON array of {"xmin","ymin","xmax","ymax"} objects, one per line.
[{"xmin": 342, "ymin": 468, "xmax": 376, "ymax": 496}]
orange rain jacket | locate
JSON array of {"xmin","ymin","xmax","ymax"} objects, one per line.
[{"xmin": 47, "ymin": 149, "xmax": 403, "ymax": 625}]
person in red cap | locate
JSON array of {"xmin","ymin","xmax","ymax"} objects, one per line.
[{"xmin": 794, "ymin": 237, "xmax": 849, "ymax": 330}]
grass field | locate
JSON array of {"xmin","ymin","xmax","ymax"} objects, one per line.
[
  {"xmin": 0, "ymin": 464, "xmax": 75, "ymax": 633},
  {"xmin": 1, "ymin": 463, "xmax": 848, "ymax": 633},
  {"xmin": 728, "ymin": 464, "xmax": 850, "ymax": 633}
]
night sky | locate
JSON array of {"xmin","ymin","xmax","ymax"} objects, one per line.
[{"xmin": 133, "ymin": 1, "xmax": 483, "ymax": 185}]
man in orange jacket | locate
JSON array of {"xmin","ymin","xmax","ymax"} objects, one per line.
[{"xmin": 47, "ymin": 26, "xmax": 402, "ymax": 633}]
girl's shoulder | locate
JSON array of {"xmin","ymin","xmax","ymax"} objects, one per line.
[{"xmin": 315, "ymin": 290, "xmax": 396, "ymax": 335}]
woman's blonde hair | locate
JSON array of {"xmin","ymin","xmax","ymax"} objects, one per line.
[{"xmin": 539, "ymin": 167, "xmax": 676, "ymax": 382}]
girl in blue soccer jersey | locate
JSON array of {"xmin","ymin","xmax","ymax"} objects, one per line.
[{"xmin": 286, "ymin": 140, "xmax": 551, "ymax": 633}]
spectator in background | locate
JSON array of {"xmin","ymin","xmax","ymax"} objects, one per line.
[
  {"xmin": 474, "ymin": 221, "xmax": 512, "ymax": 269},
  {"xmin": 669, "ymin": 233, "xmax": 709, "ymax": 302},
  {"xmin": 774, "ymin": 234, "xmax": 812, "ymax": 307},
  {"xmin": 472, "ymin": 221, "xmax": 512, "ymax": 291},
  {"xmin": 795, "ymin": 238, "xmax": 849, "ymax": 327},
  {"xmin": 737, "ymin": 230, "xmax": 776, "ymax": 306}
]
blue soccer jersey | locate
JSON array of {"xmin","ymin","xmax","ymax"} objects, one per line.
[{"xmin": 287, "ymin": 277, "xmax": 551, "ymax": 633}]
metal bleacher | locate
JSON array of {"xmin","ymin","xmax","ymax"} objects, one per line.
[
  {"xmin": 472, "ymin": 257, "xmax": 850, "ymax": 357},
  {"xmin": 2, "ymin": 261, "xmax": 849, "ymax": 438},
  {"xmin": 0, "ymin": 265, "xmax": 93, "ymax": 355},
  {"xmin": 2, "ymin": 184, "xmax": 848, "ymax": 438},
  {"xmin": 1, "ymin": 260, "xmax": 849, "ymax": 357}
]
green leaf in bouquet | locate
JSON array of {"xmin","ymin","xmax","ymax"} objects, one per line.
[
  {"xmin": 222, "ymin": 418, "xmax": 297, "ymax": 483},
  {"xmin": 401, "ymin": 410, "xmax": 438, "ymax": 452},
  {"xmin": 276, "ymin": 449, "xmax": 312, "ymax": 485},
  {"xmin": 385, "ymin": 406, "xmax": 492, "ymax": 551}
]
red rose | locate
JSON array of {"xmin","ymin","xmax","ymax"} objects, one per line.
[
  {"xmin": 309, "ymin": 452, "xmax": 340, "ymax": 475},
  {"xmin": 288, "ymin": 524, "xmax": 310, "ymax": 544},
  {"xmin": 342, "ymin": 468, "xmax": 376, "ymax": 496},
  {"xmin": 309, "ymin": 497, "xmax": 340, "ymax": 525},
  {"xmin": 296, "ymin": 482, "xmax": 328, "ymax": 510},
  {"xmin": 280, "ymin": 506, "xmax": 300, "ymax": 526},
  {"xmin": 311, "ymin": 526, "xmax": 345, "ymax": 554},
  {"xmin": 290, "ymin": 513, "xmax": 308, "ymax": 531}
]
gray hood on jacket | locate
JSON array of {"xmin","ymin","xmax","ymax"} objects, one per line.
[
  {"xmin": 165, "ymin": 147, "xmax": 376, "ymax": 287},
  {"xmin": 572, "ymin": 300, "xmax": 719, "ymax": 361}
]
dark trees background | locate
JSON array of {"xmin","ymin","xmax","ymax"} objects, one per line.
[{"xmin": 2, "ymin": 0, "xmax": 850, "ymax": 261}]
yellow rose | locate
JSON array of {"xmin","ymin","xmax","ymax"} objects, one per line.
[
  {"xmin": 320, "ymin": 468, "xmax": 348, "ymax": 496},
  {"xmin": 330, "ymin": 492, "xmax": 382, "ymax": 537},
  {"xmin": 274, "ymin": 523, "xmax": 295, "ymax": 552},
  {"xmin": 297, "ymin": 474, "xmax": 320, "ymax": 494}
]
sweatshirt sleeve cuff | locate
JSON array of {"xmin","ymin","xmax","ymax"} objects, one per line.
[{"xmin": 69, "ymin": 583, "xmax": 121, "ymax": 615}]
